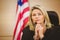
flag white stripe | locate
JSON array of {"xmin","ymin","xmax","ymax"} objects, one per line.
[
  {"xmin": 21, "ymin": 2, "xmax": 29, "ymax": 12},
  {"xmin": 17, "ymin": 2, "xmax": 29, "ymax": 16},
  {"xmin": 14, "ymin": 19, "xmax": 23, "ymax": 40},
  {"xmin": 16, "ymin": 2, "xmax": 29, "ymax": 22},
  {"xmin": 23, "ymin": 11, "xmax": 30, "ymax": 20},
  {"xmin": 14, "ymin": 11, "xmax": 29, "ymax": 40}
]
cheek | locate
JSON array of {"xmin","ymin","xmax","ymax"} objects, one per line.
[
  {"xmin": 42, "ymin": 16, "xmax": 44, "ymax": 20},
  {"xmin": 42, "ymin": 16, "xmax": 45, "ymax": 22},
  {"xmin": 31, "ymin": 16, "xmax": 35, "ymax": 22},
  {"xmin": 39, "ymin": 16, "xmax": 45, "ymax": 21},
  {"xmin": 32, "ymin": 17, "xmax": 34, "ymax": 21}
]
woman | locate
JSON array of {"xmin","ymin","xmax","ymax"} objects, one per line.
[{"xmin": 21, "ymin": 5, "xmax": 52, "ymax": 40}]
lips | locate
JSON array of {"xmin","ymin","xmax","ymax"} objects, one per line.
[
  {"xmin": 35, "ymin": 20, "xmax": 40, "ymax": 22},
  {"xmin": 35, "ymin": 20, "xmax": 39, "ymax": 21}
]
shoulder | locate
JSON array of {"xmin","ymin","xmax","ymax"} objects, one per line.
[
  {"xmin": 22, "ymin": 26, "xmax": 34, "ymax": 40},
  {"xmin": 50, "ymin": 25, "xmax": 60, "ymax": 34},
  {"xmin": 22, "ymin": 26, "xmax": 30, "ymax": 33},
  {"xmin": 49, "ymin": 25, "xmax": 60, "ymax": 40},
  {"xmin": 52, "ymin": 25, "xmax": 60, "ymax": 30},
  {"xmin": 43, "ymin": 25, "xmax": 60, "ymax": 40},
  {"xmin": 51, "ymin": 25, "xmax": 60, "ymax": 37},
  {"xmin": 45, "ymin": 25, "xmax": 60, "ymax": 35},
  {"xmin": 46, "ymin": 25, "xmax": 60, "ymax": 32},
  {"xmin": 22, "ymin": 25, "xmax": 34, "ymax": 35}
]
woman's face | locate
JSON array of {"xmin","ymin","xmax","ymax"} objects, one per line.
[{"xmin": 31, "ymin": 9, "xmax": 45, "ymax": 24}]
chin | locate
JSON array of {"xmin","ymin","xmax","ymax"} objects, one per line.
[
  {"xmin": 37, "ymin": 21, "xmax": 43, "ymax": 24},
  {"xmin": 37, "ymin": 22, "xmax": 40, "ymax": 24}
]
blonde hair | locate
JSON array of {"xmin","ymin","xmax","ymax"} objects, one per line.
[{"xmin": 26, "ymin": 5, "xmax": 52, "ymax": 31}]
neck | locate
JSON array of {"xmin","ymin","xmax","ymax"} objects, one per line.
[{"xmin": 39, "ymin": 23, "xmax": 45, "ymax": 26}]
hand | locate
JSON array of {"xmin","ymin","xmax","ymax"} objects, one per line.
[
  {"xmin": 34, "ymin": 24, "xmax": 44, "ymax": 40},
  {"xmin": 33, "ymin": 30, "xmax": 40, "ymax": 40}
]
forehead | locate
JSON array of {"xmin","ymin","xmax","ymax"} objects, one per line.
[{"xmin": 32, "ymin": 9, "xmax": 43, "ymax": 14}]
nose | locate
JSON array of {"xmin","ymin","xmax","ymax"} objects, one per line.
[
  {"xmin": 35, "ymin": 15, "xmax": 39, "ymax": 20},
  {"xmin": 35, "ymin": 15, "xmax": 39, "ymax": 18}
]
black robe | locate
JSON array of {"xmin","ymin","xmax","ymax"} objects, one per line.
[{"xmin": 21, "ymin": 25, "xmax": 60, "ymax": 40}]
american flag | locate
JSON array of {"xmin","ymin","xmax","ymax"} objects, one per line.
[{"xmin": 13, "ymin": 0, "xmax": 30, "ymax": 40}]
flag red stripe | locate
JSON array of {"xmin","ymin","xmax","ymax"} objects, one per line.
[
  {"xmin": 17, "ymin": 7, "xmax": 29, "ymax": 23},
  {"xmin": 13, "ymin": 0, "xmax": 30, "ymax": 40},
  {"xmin": 13, "ymin": 7, "xmax": 29, "ymax": 39},
  {"xmin": 17, "ymin": 17, "xmax": 29, "ymax": 40},
  {"xmin": 23, "ymin": 0, "xmax": 28, "ymax": 4},
  {"xmin": 23, "ymin": 7, "xmax": 29, "ymax": 15}
]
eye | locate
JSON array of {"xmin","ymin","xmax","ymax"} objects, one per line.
[
  {"xmin": 38, "ymin": 13, "xmax": 42, "ymax": 15},
  {"xmin": 32, "ymin": 13, "xmax": 36, "ymax": 16}
]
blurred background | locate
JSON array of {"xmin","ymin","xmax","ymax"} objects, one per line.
[{"xmin": 0, "ymin": 0, "xmax": 60, "ymax": 40}]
